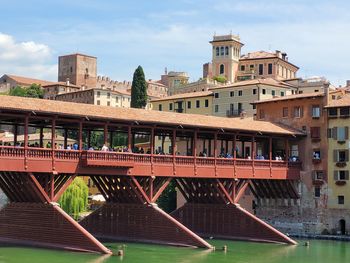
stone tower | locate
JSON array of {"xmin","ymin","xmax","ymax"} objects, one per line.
[
  {"xmin": 58, "ymin": 53, "xmax": 97, "ymax": 88},
  {"xmin": 210, "ymin": 34, "xmax": 244, "ymax": 83}
]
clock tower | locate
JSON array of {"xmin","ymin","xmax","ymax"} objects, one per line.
[{"xmin": 58, "ymin": 53, "xmax": 97, "ymax": 88}]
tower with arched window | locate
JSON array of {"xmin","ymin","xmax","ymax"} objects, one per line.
[{"xmin": 210, "ymin": 34, "xmax": 243, "ymax": 83}]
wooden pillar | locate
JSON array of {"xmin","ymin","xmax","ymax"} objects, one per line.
[
  {"xmin": 233, "ymin": 134, "xmax": 237, "ymax": 159},
  {"xmin": 252, "ymin": 136, "xmax": 255, "ymax": 159},
  {"xmin": 150, "ymin": 127, "xmax": 155, "ymax": 154},
  {"xmin": 64, "ymin": 128, "xmax": 68, "ymax": 149},
  {"xmin": 214, "ymin": 132, "xmax": 218, "ymax": 158},
  {"xmin": 128, "ymin": 125, "xmax": 132, "ymax": 151},
  {"xmin": 193, "ymin": 130, "xmax": 198, "ymax": 157},
  {"xmin": 39, "ymin": 126, "xmax": 44, "ymax": 148},
  {"xmin": 242, "ymin": 141, "xmax": 245, "ymax": 158},
  {"xmin": 109, "ymin": 131, "xmax": 114, "ymax": 149},
  {"xmin": 79, "ymin": 121, "xmax": 83, "ymax": 150},
  {"xmin": 24, "ymin": 115, "xmax": 29, "ymax": 148},
  {"xmin": 87, "ymin": 130, "xmax": 91, "ymax": 148},
  {"xmin": 269, "ymin": 137, "xmax": 273, "ymax": 161},
  {"xmin": 104, "ymin": 123, "xmax": 108, "ymax": 146},
  {"xmin": 285, "ymin": 138, "xmax": 290, "ymax": 161},
  {"xmin": 51, "ymin": 118, "xmax": 56, "ymax": 149},
  {"xmin": 172, "ymin": 129, "xmax": 176, "ymax": 156},
  {"xmin": 14, "ymin": 124, "xmax": 18, "ymax": 146}
]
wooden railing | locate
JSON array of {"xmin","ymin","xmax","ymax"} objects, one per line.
[{"xmin": 0, "ymin": 146, "xmax": 301, "ymax": 171}]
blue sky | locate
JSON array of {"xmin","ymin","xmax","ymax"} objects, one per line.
[{"xmin": 1, "ymin": 0, "xmax": 349, "ymax": 86}]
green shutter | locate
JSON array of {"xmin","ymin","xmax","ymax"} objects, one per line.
[
  {"xmin": 346, "ymin": 150, "xmax": 349, "ymax": 162},
  {"xmin": 334, "ymin": 149, "xmax": 338, "ymax": 162},
  {"xmin": 345, "ymin": 127, "xmax": 349, "ymax": 140},
  {"xmin": 345, "ymin": 171, "xmax": 349, "ymax": 180},
  {"xmin": 332, "ymin": 127, "xmax": 338, "ymax": 140},
  {"xmin": 334, "ymin": 171, "xmax": 338, "ymax": 180},
  {"xmin": 327, "ymin": 128, "xmax": 332, "ymax": 138}
]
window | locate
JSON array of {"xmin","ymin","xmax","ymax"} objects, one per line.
[
  {"xmin": 281, "ymin": 91, "xmax": 285, "ymax": 96},
  {"xmin": 169, "ymin": 103, "xmax": 173, "ymax": 110},
  {"xmin": 250, "ymin": 64, "xmax": 254, "ymax": 70},
  {"xmin": 107, "ymin": 92, "xmax": 110, "ymax": 99},
  {"xmin": 259, "ymin": 109, "xmax": 265, "ymax": 119},
  {"xmin": 230, "ymin": 91, "xmax": 234, "ymax": 97},
  {"xmin": 215, "ymin": 104, "xmax": 219, "ymax": 112},
  {"xmin": 340, "ymin": 107, "xmax": 350, "ymax": 116},
  {"xmin": 271, "ymin": 90, "xmax": 276, "ymax": 96},
  {"xmin": 314, "ymin": 187, "xmax": 321, "ymax": 197},
  {"xmin": 196, "ymin": 100, "xmax": 200, "ymax": 108},
  {"xmin": 329, "ymin": 108, "xmax": 337, "ymax": 117},
  {"xmin": 70, "ymin": 66, "xmax": 73, "ymax": 73},
  {"xmin": 214, "ymin": 93, "xmax": 219, "ymax": 98},
  {"xmin": 205, "ymin": 99, "xmax": 209, "ymax": 107},
  {"xmin": 312, "ymin": 105, "xmax": 320, "ymax": 118},
  {"xmin": 337, "ymin": 127, "xmax": 348, "ymax": 141},
  {"xmin": 238, "ymin": 90, "xmax": 243, "ymax": 96},
  {"xmin": 310, "ymin": 127, "xmax": 321, "ymax": 139},
  {"xmin": 338, "ymin": 195, "xmax": 345, "ymax": 205},
  {"xmin": 220, "ymin": 46, "xmax": 224, "ymax": 56},
  {"xmin": 258, "ymin": 64, "xmax": 263, "ymax": 75},
  {"xmin": 314, "ymin": 171, "xmax": 324, "ymax": 180},
  {"xmin": 225, "ymin": 46, "xmax": 229, "ymax": 56},
  {"xmin": 97, "ymin": 100, "xmax": 100, "ymax": 105},
  {"xmin": 334, "ymin": 150, "xmax": 349, "ymax": 162},
  {"xmin": 338, "ymin": 170, "xmax": 349, "ymax": 180},
  {"xmin": 240, "ymin": 65, "xmax": 245, "ymax": 71},
  {"xmin": 97, "ymin": 91, "xmax": 100, "ymax": 98},
  {"xmin": 313, "ymin": 150, "xmax": 321, "ymax": 159},
  {"xmin": 268, "ymin": 63, "xmax": 273, "ymax": 74},
  {"xmin": 187, "ymin": 101, "xmax": 191, "ymax": 109},
  {"xmin": 293, "ymin": 106, "xmax": 303, "ymax": 118},
  {"xmin": 158, "ymin": 104, "xmax": 162, "ymax": 111},
  {"xmin": 219, "ymin": 64, "xmax": 225, "ymax": 74},
  {"xmin": 252, "ymin": 89, "xmax": 257, "ymax": 95},
  {"xmin": 216, "ymin": 47, "xmax": 219, "ymax": 56},
  {"xmin": 282, "ymin": 107, "xmax": 288, "ymax": 117},
  {"xmin": 107, "ymin": 101, "xmax": 110, "ymax": 106},
  {"xmin": 252, "ymin": 104, "xmax": 256, "ymax": 109},
  {"xmin": 262, "ymin": 89, "xmax": 266, "ymax": 95},
  {"xmin": 116, "ymin": 97, "xmax": 119, "ymax": 103}
]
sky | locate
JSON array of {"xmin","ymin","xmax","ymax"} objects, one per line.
[{"xmin": 0, "ymin": 0, "xmax": 349, "ymax": 86}]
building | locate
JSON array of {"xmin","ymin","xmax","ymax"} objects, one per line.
[
  {"xmin": 151, "ymin": 91, "xmax": 213, "ymax": 115},
  {"xmin": 58, "ymin": 53, "xmax": 97, "ymax": 88},
  {"xmin": 253, "ymin": 88, "xmax": 348, "ymax": 235},
  {"xmin": 210, "ymin": 34, "xmax": 244, "ymax": 83},
  {"xmin": 146, "ymin": 80, "xmax": 168, "ymax": 98},
  {"xmin": 324, "ymin": 94, "xmax": 350, "ymax": 235},
  {"xmin": 0, "ymin": 74, "xmax": 55, "ymax": 93},
  {"xmin": 284, "ymin": 76, "xmax": 336, "ymax": 94},
  {"xmin": 237, "ymin": 50, "xmax": 299, "ymax": 82},
  {"xmin": 43, "ymin": 82, "xmax": 81, "ymax": 100},
  {"xmin": 211, "ymin": 78, "xmax": 296, "ymax": 118},
  {"xmin": 160, "ymin": 70, "xmax": 189, "ymax": 95},
  {"xmin": 55, "ymin": 88, "xmax": 131, "ymax": 108}
]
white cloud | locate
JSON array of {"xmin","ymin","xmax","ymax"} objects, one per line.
[{"xmin": 0, "ymin": 32, "xmax": 57, "ymax": 81}]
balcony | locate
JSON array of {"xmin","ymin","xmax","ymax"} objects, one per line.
[
  {"xmin": 226, "ymin": 109, "xmax": 244, "ymax": 118},
  {"xmin": 175, "ymin": 108, "xmax": 184, "ymax": 113}
]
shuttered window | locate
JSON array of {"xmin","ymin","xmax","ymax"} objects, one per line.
[
  {"xmin": 334, "ymin": 150, "xmax": 349, "ymax": 162},
  {"xmin": 310, "ymin": 127, "xmax": 321, "ymax": 138}
]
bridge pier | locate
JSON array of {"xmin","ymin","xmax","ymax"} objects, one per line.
[
  {"xmin": 0, "ymin": 172, "xmax": 111, "ymax": 254},
  {"xmin": 171, "ymin": 178, "xmax": 297, "ymax": 245},
  {"xmin": 80, "ymin": 175, "xmax": 212, "ymax": 249}
]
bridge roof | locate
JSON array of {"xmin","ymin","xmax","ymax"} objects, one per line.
[{"xmin": 0, "ymin": 95, "xmax": 303, "ymax": 136}]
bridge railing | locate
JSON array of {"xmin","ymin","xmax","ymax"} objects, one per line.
[{"xmin": 0, "ymin": 146, "xmax": 301, "ymax": 175}]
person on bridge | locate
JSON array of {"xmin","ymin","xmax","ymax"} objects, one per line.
[{"xmin": 101, "ymin": 144, "xmax": 109, "ymax": 152}]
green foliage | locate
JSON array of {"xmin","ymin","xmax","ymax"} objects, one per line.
[
  {"xmin": 213, "ymin": 75, "xmax": 227, "ymax": 84},
  {"xmin": 130, "ymin": 66, "xmax": 148, "ymax": 108},
  {"xmin": 58, "ymin": 177, "xmax": 88, "ymax": 220},
  {"xmin": 157, "ymin": 181, "xmax": 177, "ymax": 213},
  {"xmin": 9, "ymin": 84, "xmax": 44, "ymax": 98}
]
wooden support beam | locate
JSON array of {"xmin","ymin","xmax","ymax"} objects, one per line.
[
  {"xmin": 152, "ymin": 178, "xmax": 172, "ymax": 203},
  {"xmin": 28, "ymin": 173, "xmax": 51, "ymax": 203},
  {"xmin": 53, "ymin": 175, "xmax": 76, "ymax": 202},
  {"xmin": 234, "ymin": 180, "xmax": 250, "ymax": 203},
  {"xmin": 216, "ymin": 179, "xmax": 234, "ymax": 204},
  {"xmin": 130, "ymin": 176, "xmax": 151, "ymax": 203}
]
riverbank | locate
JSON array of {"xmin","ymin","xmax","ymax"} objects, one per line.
[{"xmin": 290, "ymin": 234, "xmax": 350, "ymax": 242}]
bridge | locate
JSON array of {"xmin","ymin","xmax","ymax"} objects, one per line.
[{"xmin": 0, "ymin": 96, "xmax": 303, "ymax": 254}]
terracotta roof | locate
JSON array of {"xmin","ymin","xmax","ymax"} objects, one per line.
[
  {"xmin": 55, "ymin": 87, "xmax": 131, "ymax": 98},
  {"xmin": 240, "ymin": 51, "xmax": 299, "ymax": 69},
  {"xmin": 151, "ymin": 91, "xmax": 213, "ymax": 102},
  {"xmin": 210, "ymin": 78, "xmax": 295, "ymax": 91},
  {"xmin": 147, "ymin": 80, "xmax": 166, "ymax": 87},
  {"xmin": 3, "ymin": 74, "xmax": 56, "ymax": 86},
  {"xmin": 42, "ymin": 82, "xmax": 80, "ymax": 88},
  {"xmin": 253, "ymin": 90, "xmax": 341, "ymax": 104},
  {"xmin": 0, "ymin": 95, "xmax": 303, "ymax": 136},
  {"xmin": 325, "ymin": 94, "xmax": 350, "ymax": 108}
]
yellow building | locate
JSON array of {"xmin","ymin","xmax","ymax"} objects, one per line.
[
  {"xmin": 151, "ymin": 91, "xmax": 213, "ymax": 115},
  {"xmin": 325, "ymin": 94, "xmax": 350, "ymax": 234}
]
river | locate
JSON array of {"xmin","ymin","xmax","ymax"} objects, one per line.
[{"xmin": 0, "ymin": 239, "xmax": 349, "ymax": 263}]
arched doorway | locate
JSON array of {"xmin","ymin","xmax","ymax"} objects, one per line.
[{"xmin": 339, "ymin": 219, "xmax": 346, "ymax": 235}]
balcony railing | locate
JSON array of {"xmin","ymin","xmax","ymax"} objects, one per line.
[{"xmin": 226, "ymin": 109, "xmax": 244, "ymax": 117}]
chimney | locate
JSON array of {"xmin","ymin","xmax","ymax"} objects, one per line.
[
  {"xmin": 346, "ymin": 80, "xmax": 350, "ymax": 87},
  {"xmin": 324, "ymin": 81, "xmax": 330, "ymax": 106},
  {"xmin": 275, "ymin": 50, "xmax": 281, "ymax": 58},
  {"xmin": 281, "ymin": 52, "xmax": 287, "ymax": 60},
  {"xmin": 66, "ymin": 78, "xmax": 70, "ymax": 86}
]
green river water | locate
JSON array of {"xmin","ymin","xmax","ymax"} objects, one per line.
[{"xmin": 0, "ymin": 239, "xmax": 349, "ymax": 263}]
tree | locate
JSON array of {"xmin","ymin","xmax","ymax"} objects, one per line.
[
  {"xmin": 130, "ymin": 66, "xmax": 148, "ymax": 108},
  {"xmin": 213, "ymin": 75, "xmax": 227, "ymax": 84},
  {"xmin": 9, "ymin": 84, "xmax": 44, "ymax": 98},
  {"xmin": 58, "ymin": 177, "xmax": 89, "ymax": 220},
  {"xmin": 157, "ymin": 181, "xmax": 177, "ymax": 213}
]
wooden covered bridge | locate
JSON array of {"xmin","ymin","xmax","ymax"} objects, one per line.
[{"xmin": 0, "ymin": 96, "xmax": 303, "ymax": 254}]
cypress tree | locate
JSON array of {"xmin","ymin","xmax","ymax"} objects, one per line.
[{"xmin": 130, "ymin": 66, "xmax": 148, "ymax": 108}]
